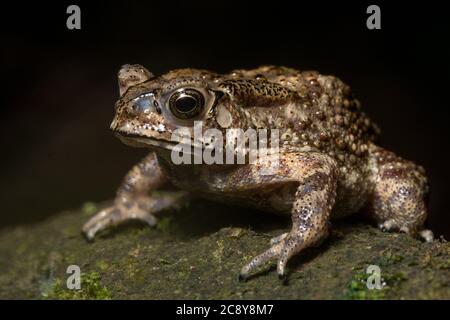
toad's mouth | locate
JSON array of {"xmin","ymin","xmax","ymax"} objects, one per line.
[
  {"xmin": 114, "ymin": 131, "xmax": 177, "ymax": 150},
  {"xmin": 114, "ymin": 131, "xmax": 202, "ymax": 153}
]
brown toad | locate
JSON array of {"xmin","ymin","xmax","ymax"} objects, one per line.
[{"xmin": 83, "ymin": 65, "xmax": 433, "ymax": 280}]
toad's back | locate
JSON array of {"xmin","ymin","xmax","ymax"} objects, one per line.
[{"xmin": 220, "ymin": 65, "xmax": 380, "ymax": 164}]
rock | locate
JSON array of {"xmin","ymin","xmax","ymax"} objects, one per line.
[{"xmin": 0, "ymin": 200, "xmax": 448, "ymax": 299}]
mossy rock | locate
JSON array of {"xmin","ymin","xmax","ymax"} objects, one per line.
[{"xmin": 0, "ymin": 200, "xmax": 448, "ymax": 299}]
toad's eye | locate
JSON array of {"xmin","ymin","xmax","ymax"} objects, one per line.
[
  {"xmin": 168, "ymin": 89, "xmax": 204, "ymax": 119},
  {"xmin": 132, "ymin": 93, "xmax": 155, "ymax": 113}
]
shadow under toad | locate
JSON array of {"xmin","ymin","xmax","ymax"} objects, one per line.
[{"xmin": 96, "ymin": 199, "xmax": 289, "ymax": 241}]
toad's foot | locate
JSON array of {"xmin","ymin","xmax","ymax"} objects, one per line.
[
  {"xmin": 240, "ymin": 226, "xmax": 330, "ymax": 282},
  {"xmin": 82, "ymin": 191, "xmax": 188, "ymax": 240},
  {"xmin": 378, "ymin": 219, "xmax": 434, "ymax": 242}
]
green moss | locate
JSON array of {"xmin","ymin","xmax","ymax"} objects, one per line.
[
  {"xmin": 156, "ymin": 216, "xmax": 173, "ymax": 232},
  {"xmin": 345, "ymin": 267, "xmax": 407, "ymax": 300},
  {"xmin": 158, "ymin": 258, "xmax": 171, "ymax": 265},
  {"xmin": 383, "ymin": 272, "xmax": 406, "ymax": 285},
  {"xmin": 43, "ymin": 272, "xmax": 112, "ymax": 300},
  {"xmin": 0, "ymin": 202, "xmax": 448, "ymax": 299},
  {"xmin": 95, "ymin": 260, "xmax": 109, "ymax": 272},
  {"xmin": 378, "ymin": 250, "xmax": 404, "ymax": 266},
  {"xmin": 81, "ymin": 202, "xmax": 97, "ymax": 216},
  {"xmin": 212, "ymin": 240, "xmax": 225, "ymax": 262},
  {"xmin": 346, "ymin": 270, "xmax": 386, "ymax": 300}
]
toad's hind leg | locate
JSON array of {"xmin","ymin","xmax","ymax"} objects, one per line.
[
  {"xmin": 368, "ymin": 147, "xmax": 433, "ymax": 242},
  {"xmin": 239, "ymin": 153, "xmax": 338, "ymax": 280}
]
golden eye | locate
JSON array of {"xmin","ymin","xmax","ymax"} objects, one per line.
[{"xmin": 169, "ymin": 89, "xmax": 204, "ymax": 119}]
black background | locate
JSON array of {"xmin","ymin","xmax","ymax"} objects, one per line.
[{"xmin": 1, "ymin": 1, "xmax": 449, "ymax": 238}]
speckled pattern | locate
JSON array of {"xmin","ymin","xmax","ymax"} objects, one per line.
[{"xmin": 83, "ymin": 65, "xmax": 433, "ymax": 280}]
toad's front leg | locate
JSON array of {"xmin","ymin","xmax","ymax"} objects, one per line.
[
  {"xmin": 82, "ymin": 152, "xmax": 188, "ymax": 240},
  {"xmin": 239, "ymin": 153, "xmax": 338, "ymax": 281}
]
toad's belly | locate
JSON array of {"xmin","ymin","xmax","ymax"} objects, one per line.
[
  {"xmin": 192, "ymin": 183, "xmax": 298, "ymax": 216},
  {"xmin": 189, "ymin": 181, "xmax": 370, "ymax": 219}
]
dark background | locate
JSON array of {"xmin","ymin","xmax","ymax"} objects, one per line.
[{"xmin": 1, "ymin": 1, "xmax": 449, "ymax": 237}]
